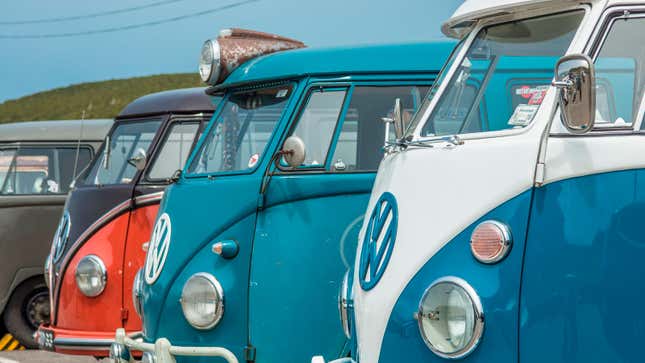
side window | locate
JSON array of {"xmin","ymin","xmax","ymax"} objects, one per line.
[
  {"xmin": 593, "ymin": 15, "xmax": 644, "ymax": 128},
  {"xmin": 147, "ymin": 122, "xmax": 201, "ymax": 180},
  {"xmin": 85, "ymin": 119, "xmax": 161, "ymax": 185},
  {"xmin": 57, "ymin": 147, "xmax": 92, "ymax": 191},
  {"xmin": 0, "ymin": 149, "xmax": 17, "ymax": 193},
  {"xmin": 287, "ymin": 88, "xmax": 347, "ymax": 168},
  {"xmin": 0, "ymin": 147, "xmax": 91, "ymax": 195},
  {"xmin": 2, "ymin": 148, "xmax": 54, "ymax": 194},
  {"xmin": 331, "ymin": 85, "xmax": 429, "ymax": 172}
]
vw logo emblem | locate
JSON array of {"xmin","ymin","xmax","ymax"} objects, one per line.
[
  {"xmin": 51, "ymin": 212, "xmax": 71, "ymax": 263},
  {"xmin": 359, "ymin": 192, "xmax": 398, "ymax": 290},
  {"xmin": 144, "ymin": 213, "xmax": 172, "ymax": 285}
]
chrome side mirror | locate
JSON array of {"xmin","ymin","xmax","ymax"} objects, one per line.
[
  {"xmin": 127, "ymin": 148, "xmax": 147, "ymax": 171},
  {"xmin": 281, "ymin": 136, "xmax": 306, "ymax": 168},
  {"xmin": 553, "ymin": 54, "xmax": 596, "ymax": 134}
]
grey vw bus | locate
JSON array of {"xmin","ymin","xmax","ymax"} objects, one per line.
[{"xmin": 0, "ymin": 119, "xmax": 111, "ymax": 347}]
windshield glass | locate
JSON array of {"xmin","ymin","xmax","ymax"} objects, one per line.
[
  {"xmin": 416, "ymin": 10, "xmax": 584, "ymax": 138},
  {"xmin": 405, "ymin": 38, "xmax": 468, "ymax": 136},
  {"xmin": 187, "ymin": 85, "xmax": 294, "ymax": 175},
  {"xmin": 83, "ymin": 119, "xmax": 161, "ymax": 185}
]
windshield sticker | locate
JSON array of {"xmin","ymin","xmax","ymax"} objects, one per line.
[
  {"xmin": 513, "ymin": 85, "xmax": 549, "ymax": 108},
  {"xmin": 248, "ymin": 153, "xmax": 259, "ymax": 168},
  {"xmin": 509, "ymin": 104, "xmax": 539, "ymax": 126},
  {"xmin": 276, "ymin": 89, "xmax": 289, "ymax": 98}
]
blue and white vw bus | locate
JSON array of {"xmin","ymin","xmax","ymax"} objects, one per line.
[
  {"xmin": 328, "ymin": 1, "xmax": 645, "ymax": 363},
  {"xmin": 109, "ymin": 29, "xmax": 453, "ymax": 363}
]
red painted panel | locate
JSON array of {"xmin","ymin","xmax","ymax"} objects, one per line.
[
  {"xmin": 55, "ymin": 212, "xmax": 130, "ymax": 332},
  {"xmin": 122, "ymin": 204, "xmax": 159, "ymax": 331},
  {"xmin": 50, "ymin": 203, "xmax": 161, "ymax": 356}
]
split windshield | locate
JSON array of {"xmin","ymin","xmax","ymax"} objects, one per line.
[
  {"xmin": 187, "ymin": 85, "xmax": 294, "ymax": 175},
  {"xmin": 414, "ymin": 10, "xmax": 584, "ymax": 137},
  {"xmin": 83, "ymin": 119, "xmax": 161, "ymax": 185}
]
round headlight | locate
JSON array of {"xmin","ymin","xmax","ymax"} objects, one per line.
[
  {"xmin": 132, "ymin": 268, "xmax": 144, "ymax": 318},
  {"xmin": 338, "ymin": 270, "xmax": 351, "ymax": 339},
  {"xmin": 180, "ymin": 273, "xmax": 224, "ymax": 330},
  {"xmin": 199, "ymin": 39, "xmax": 221, "ymax": 85},
  {"xmin": 75, "ymin": 255, "xmax": 107, "ymax": 297},
  {"xmin": 44, "ymin": 254, "xmax": 52, "ymax": 289},
  {"xmin": 417, "ymin": 277, "xmax": 483, "ymax": 359}
]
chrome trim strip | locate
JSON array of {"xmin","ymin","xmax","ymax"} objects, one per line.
[
  {"xmin": 54, "ymin": 332, "xmax": 143, "ymax": 350},
  {"xmin": 134, "ymin": 191, "xmax": 164, "ymax": 207},
  {"xmin": 54, "ymin": 338, "xmax": 115, "ymax": 350}
]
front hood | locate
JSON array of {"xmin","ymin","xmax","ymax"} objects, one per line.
[
  {"xmin": 352, "ymin": 131, "xmax": 540, "ymax": 363},
  {"xmin": 50, "ymin": 184, "xmax": 133, "ymax": 318},
  {"xmin": 141, "ymin": 175, "xmax": 260, "ymax": 354}
]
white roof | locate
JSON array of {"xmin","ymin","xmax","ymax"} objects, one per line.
[
  {"xmin": 442, "ymin": 0, "xmax": 585, "ymax": 37},
  {"xmin": 0, "ymin": 119, "xmax": 112, "ymax": 143}
]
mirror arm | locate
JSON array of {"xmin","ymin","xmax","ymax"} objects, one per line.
[
  {"xmin": 552, "ymin": 80, "xmax": 573, "ymax": 88},
  {"xmin": 258, "ymin": 150, "xmax": 291, "ymax": 210},
  {"xmin": 168, "ymin": 169, "xmax": 182, "ymax": 184}
]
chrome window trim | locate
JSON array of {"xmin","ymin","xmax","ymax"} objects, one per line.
[
  {"xmin": 134, "ymin": 191, "xmax": 164, "ymax": 207},
  {"xmin": 417, "ymin": 276, "xmax": 484, "ymax": 360}
]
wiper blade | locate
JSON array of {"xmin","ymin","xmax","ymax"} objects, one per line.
[{"xmin": 398, "ymin": 135, "xmax": 464, "ymax": 149}]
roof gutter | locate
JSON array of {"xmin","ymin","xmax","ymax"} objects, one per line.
[{"xmin": 441, "ymin": 0, "xmax": 581, "ymax": 38}]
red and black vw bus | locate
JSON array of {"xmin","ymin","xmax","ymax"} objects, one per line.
[{"xmin": 39, "ymin": 88, "xmax": 217, "ymax": 356}]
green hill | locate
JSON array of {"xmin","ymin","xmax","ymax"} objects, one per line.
[{"xmin": 0, "ymin": 73, "xmax": 203, "ymax": 123}]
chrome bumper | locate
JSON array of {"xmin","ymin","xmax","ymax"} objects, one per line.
[
  {"xmin": 109, "ymin": 328, "xmax": 239, "ymax": 363},
  {"xmin": 311, "ymin": 357, "xmax": 355, "ymax": 363},
  {"xmin": 37, "ymin": 327, "xmax": 142, "ymax": 352}
]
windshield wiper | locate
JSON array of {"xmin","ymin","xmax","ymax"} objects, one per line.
[{"xmin": 394, "ymin": 134, "xmax": 464, "ymax": 149}]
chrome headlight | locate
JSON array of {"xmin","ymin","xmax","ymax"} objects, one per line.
[
  {"xmin": 417, "ymin": 277, "xmax": 484, "ymax": 359},
  {"xmin": 75, "ymin": 255, "xmax": 107, "ymax": 297},
  {"xmin": 132, "ymin": 269, "xmax": 144, "ymax": 318},
  {"xmin": 199, "ymin": 38, "xmax": 221, "ymax": 85},
  {"xmin": 338, "ymin": 270, "xmax": 352, "ymax": 339},
  {"xmin": 180, "ymin": 273, "xmax": 224, "ymax": 329},
  {"xmin": 44, "ymin": 254, "xmax": 52, "ymax": 289}
]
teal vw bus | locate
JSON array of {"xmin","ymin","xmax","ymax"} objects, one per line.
[{"xmin": 109, "ymin": 29, "xmax": 452, "ymax": 363}]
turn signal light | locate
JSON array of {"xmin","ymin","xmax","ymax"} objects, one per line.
[{"xmin": 470, "ymin": 221, "xmax": 512, "ymax": 264}]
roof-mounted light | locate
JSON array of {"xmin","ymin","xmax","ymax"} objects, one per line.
[
  {"xmin": 198, "ymin": 28, "xmax": 306, "ymax": 86},
  {"xmin": 199, "ymin": 39, "xmax": 221, "ymax": 84}
]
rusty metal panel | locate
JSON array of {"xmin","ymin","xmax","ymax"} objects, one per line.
[{"xmin": 217, "ymin": 28, "xmax": 306, "ymax": 84}]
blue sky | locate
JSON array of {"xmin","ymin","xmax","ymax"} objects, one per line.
[{"xmin": 0, "ymin": 0, "xmax": 462, "ymax": 103}]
